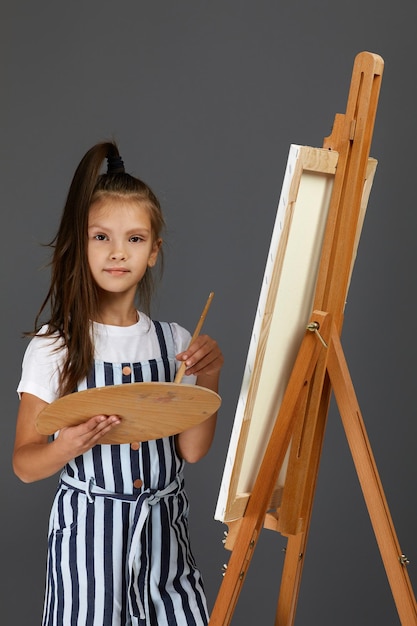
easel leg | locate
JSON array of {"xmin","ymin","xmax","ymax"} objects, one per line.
[
  {"xmin": 275, "ymin": 532, "xmax": 305, "ymax": 625},
  {"xmin": 327, "ymin": 326, "xmax": 417, "ymax": 625},
  {"xmin": 275, "ymin": 378, "xmax": 332, "ymax": 626}
]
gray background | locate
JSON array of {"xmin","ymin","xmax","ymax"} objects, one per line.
[{"xmin": 1, "ymin": 2, "xmax": 416, "ymax": 624}]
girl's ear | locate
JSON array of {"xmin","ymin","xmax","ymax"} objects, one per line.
[{"xmin": 148, "ymin": 238, "xmax": 162, "ymax": 267}]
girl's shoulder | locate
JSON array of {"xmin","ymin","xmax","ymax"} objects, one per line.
[
  {"xmin": 22, "ymin": 325, "xmax": 65, "ymax": 364},
  {"xmin": 17, "ymin": 326, "xmax": 65, "ymax": 403}
]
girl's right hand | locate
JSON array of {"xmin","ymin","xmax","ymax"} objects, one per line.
[
  {"xmin": 13, "ymin": 392, "xmax": 121, "ymax": 483},
  {"xmin": 57, "ymin": 414, "xmax": 121, "ymax": 457}
]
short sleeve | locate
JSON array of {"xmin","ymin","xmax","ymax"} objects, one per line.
[{"xmin": 16, "ymin": 331, "xmax": 65, "ymax": 404}]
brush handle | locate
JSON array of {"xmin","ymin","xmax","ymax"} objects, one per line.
[{"xmin": 174, "ymin": 292, "xmax": 215, "ymax": 384}]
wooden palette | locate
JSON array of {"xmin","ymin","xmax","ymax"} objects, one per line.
[{"xmin": 36, "ymin": 382, "xmax": 221, "ymax": 444}]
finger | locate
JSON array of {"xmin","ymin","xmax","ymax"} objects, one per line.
[
  {"xmin": 82, "ymin": 415, "xmax": 121, "ymax": 447},
  {"xmin": 177, "ymin": 335, "xmax": 214, "ymax": 363},
  {"xmin": 77, "ymin": 414, "xmax": 121, "ymax": 437},
  {"xmin": 93, "ymin": 415, "xmax": 121, "ymax": 432},
  {"xmin": 185, "ymin": 348, "xmax": 223, "ymax": 375}
]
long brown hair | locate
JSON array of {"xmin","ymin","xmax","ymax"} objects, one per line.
[{"xmin": 33, "ymin": 141, "xmax": 165, "ymax": 396}]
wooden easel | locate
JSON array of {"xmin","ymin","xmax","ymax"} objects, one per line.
[{"xmin": 210, "ymin": 52, "xmax": 417, "ymax": 625}]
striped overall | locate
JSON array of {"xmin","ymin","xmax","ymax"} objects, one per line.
[{"xmin": 42, "ymin": 321, "xmax": 209, "ymax": 626}]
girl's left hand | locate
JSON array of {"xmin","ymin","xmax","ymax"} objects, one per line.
[{"xmin": 176, "ymin": 334, "xmax": 224, "ymax": 377}]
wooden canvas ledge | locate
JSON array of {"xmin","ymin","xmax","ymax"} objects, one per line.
[{"xmin": 210, "ymin": 51, "xmax": 417, "ymax": 625}]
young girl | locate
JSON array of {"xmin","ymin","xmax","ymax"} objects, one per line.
[{"xmin": 13, "ymin": 141, "xmax": 223, "ymax": 626}]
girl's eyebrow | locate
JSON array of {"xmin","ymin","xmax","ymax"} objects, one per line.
[{"xmin": 88, "ymin": 223, "xmax": 151, "ymax": 235}]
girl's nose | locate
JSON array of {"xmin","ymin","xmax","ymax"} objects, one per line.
[{"xmin": 110, "ymin": 248, "xmax": 126, "ymax": 261}]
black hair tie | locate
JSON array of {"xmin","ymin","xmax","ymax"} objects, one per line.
[{"xmin": 107, "ymin": 155, "xmax": 125, "ymax": 175}]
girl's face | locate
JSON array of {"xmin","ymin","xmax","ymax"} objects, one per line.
[{"xmin": 87, "ymin": 195, "xmax": 161, "ymax": 300}]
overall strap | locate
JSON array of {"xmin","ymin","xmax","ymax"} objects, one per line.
[
  {"xmin": 152, "ymin": 320, "xmax": 177, "ymax": 383},
  {"xmin": 152, "ymin": 321, "xmax": 176, "ymax": 361}
]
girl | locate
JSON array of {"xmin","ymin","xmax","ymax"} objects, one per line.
[{"xmin": 13, "ymin": 141, "xmax": 223, "ymax": 626}]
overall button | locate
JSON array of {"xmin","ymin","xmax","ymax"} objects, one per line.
[
  {"xmin": 133, "ymin": 478, "xmax": 143, "ymax": 489},
  {"xmin": 130, "ymin": 442, "xmax": 140, "ymax": 451},
  {"xmin": 122, "ymin": 366, "xmax": 132, "ymax": 376}
]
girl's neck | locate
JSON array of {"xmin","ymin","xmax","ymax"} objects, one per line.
[{"xmin": 94, "ymin": 308, "xmax": 139, "ymax": 327}]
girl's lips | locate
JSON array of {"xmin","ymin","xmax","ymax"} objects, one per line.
[{"xmin": 105, "ymin": 268, "xmax": 129, "ymax": 276}]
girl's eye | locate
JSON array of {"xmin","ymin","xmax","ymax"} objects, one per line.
[
  {"xmin": 94, "ymin": 234, "xmax": 107, "ymax": 241},
  {"xmin": 129, "ymin": 236, "xmax": 143, "ymax": 243}
]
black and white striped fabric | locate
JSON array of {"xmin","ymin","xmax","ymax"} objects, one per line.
[{"xmin": 42, "ymin": 321, "xmax": 209, "ymax": 626}]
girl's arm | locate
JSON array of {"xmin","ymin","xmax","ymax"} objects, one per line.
[
  {"xmin": 13, "ymin": 392, "xmax": 121, "ymax": 483},
  {"xmin": 175, "ymin": 334, "xmax": 223, "ymax": 463}
]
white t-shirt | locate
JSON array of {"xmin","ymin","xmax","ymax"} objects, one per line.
[{"xmin": 17, "ymin": 313, "xmax": 195, "ymax": 404}]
